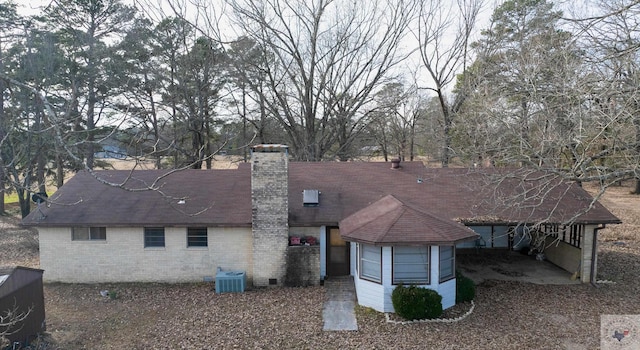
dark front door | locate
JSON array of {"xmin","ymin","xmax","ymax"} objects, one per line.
[{"xmin": 327, "ymin": 227, "xmax": 350, "ymax": 276}]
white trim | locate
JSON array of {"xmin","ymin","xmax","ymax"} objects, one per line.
[{"xmin": 320, "ymin": 226, "xmax": 327, "ymax": 279}]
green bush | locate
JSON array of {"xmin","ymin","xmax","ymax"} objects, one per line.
[
  {"xmin": 456, "ymin": 270, "xmax": 475, "ymax": 303},
  {"xmin": 391, "ymin": 284, "xmax": 443, "ymax": 320}
]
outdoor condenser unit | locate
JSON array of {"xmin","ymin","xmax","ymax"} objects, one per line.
[{"xmin": 215, "ymin": 270, "xmax": 246, "ymax": 294}]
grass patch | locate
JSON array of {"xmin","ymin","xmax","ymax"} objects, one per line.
[
  {"xmin": 4, "ymin": 191, "xmax": 54, "ymax": 205},
  {"xmin": 355, "ymin": 305, "xmax": 379, "ymax": 316},
  {"xmin": 4, "ymin": 192, "xmax": 20, "ymax": 204}
]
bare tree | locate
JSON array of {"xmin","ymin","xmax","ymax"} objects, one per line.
[
  {"xmin": 0, "ymin": 303, "xmax": 32, "ymax": 348},
  {"xmin": 416, "ymin": 0, "xmax": 483, "ymax": 167},
  {"xmin": 369, "ymin": 82, "xmax": 428, "ymax": 161},
  {"xmin": 445, "ymin": 0, "xmax": 640, "ymax": 250},
  {"xmin": 227, "ymin": 0, "xmax": 416, "ymax": 161},
  {"xmin": 455, "ymin": 0, "xmax": 585, "ymax": 170},
  {"xmin": 567, "ymin": 0, "xmax": 640, "ymax": 193}
]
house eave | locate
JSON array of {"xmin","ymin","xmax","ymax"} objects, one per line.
[
  {"xmin": 21, "ymin": 222, "xmax": 253, "ymax": 228},
  {"xmin": 458, "ymin": 219, "xmax": 623, "ymax": 226},
  {"xmin": 342, "ymin": 236, "xmax": 475, "ymax": 246}
]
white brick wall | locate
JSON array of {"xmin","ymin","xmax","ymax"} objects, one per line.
[{"xmin": 39, "ymin": 226, "xmax": 253, "ymax": 283}]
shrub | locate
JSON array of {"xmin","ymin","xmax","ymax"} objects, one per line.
[
  {"xmin": 456, "ymin": 270, "xmax": 475, "ymax": 303},
  {"xmin": 391, "ymin": 284, "xmax": 443, "ymax": 320}
]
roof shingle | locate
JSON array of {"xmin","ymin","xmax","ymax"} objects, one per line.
[
  {"xmin": 22, "ymin": 162, "xmax": 620, "ymax": 234},
  {"xmin": 339, "ymin": 195, "xmax": 478, "ymax": 245}
]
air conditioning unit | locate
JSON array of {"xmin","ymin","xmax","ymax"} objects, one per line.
[{"xmin": 215, "ymin": 270, "xmax": 246, "ymax": 294}]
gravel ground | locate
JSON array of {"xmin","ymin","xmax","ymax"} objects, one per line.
[{"xmin": 2, "ymin": 183, "xmax": 640, "ymax": 349}]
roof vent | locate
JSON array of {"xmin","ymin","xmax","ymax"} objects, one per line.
[
  {"xmin": 303, "ymin": 189, "xmax": 320, "ymax": 207},
  {"xmin": 391, "ymin": 158, "xmax": 401, "ymax": 169}
]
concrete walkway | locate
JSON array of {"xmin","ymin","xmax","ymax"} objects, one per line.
[{"xmin": 322, "ymin": 276, "xmax": 358, "ymax": 331}]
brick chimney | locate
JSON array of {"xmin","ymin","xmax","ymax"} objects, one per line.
[{"xmin": 251, "ymin": 144, "xmax": 289, "ymax": 287}]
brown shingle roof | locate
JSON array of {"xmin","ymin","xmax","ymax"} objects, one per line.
[
  {"xmin": 287, "ymin": 163, "xmax": 620, "ymax": 226},
  {"xmin": 22, "ymin": 162, "xmax": 620, "ymax": 231},
  {"xmin": 22, "ymin": 169, "xmax": 252, "ymax": 227},
  {"xmin": 339, "ymin": 195, "xmax": 478, "ymax": 245}
]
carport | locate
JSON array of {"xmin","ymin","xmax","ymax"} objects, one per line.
[
  {"xmin": 455, "ymin": 223, "xmax": 611, "ymax": 284},
  {"xmin": 457, "ymin": 250, "xmax": 581, "ymax": 285}
]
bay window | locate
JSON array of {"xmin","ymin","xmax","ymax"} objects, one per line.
[
  {"xmin": 359, "ymin": 244, "xmax": 382, "ymax": 283},
  {"xmin": 393, "ymin": 246, "xmax": 429, "ymax": 284}
]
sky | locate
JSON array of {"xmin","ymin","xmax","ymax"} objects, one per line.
[{"xmin": 18, "ymin": 0, "xmax": 52, "ymax": 15}]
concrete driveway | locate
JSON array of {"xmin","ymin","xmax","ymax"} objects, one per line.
[{"xmin": 457, "ymin": 250, "xmax": 582, "ymax": 285}]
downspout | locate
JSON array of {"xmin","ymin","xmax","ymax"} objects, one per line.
[{"xmin": 590, "ymin": 224, "xmax": 606, "ymax": 286}]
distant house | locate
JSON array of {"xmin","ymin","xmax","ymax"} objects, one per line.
[
  {"xmin": 94, "ymin": 145, "xmax": 127, "ymax": 159},
  {"xmin": 0, "ymin": 266, "xmax": 45, "ymax": 346},
  {"xmin": 22, "ymin": 145, "xmax": 620, "ymax": 313}
]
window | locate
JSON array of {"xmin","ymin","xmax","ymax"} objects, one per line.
[
  {"xmin": 187, "ymin": 227, "xmax": 208, "ymax": 247},
  {"xmin": 144, "ymin": 227, "xmax": 165, "ymax": 248},
  {"xmin": 359, "ymin": 244, "xmax": 381, "ymax": 283},
  {"xmin": 393, "ymin": 246, "xmax": 429, "ymax": 284},
  {"xmin": 439, "ymin": 246, "xmax": 455, "ymax": 282},
  {"xmin": 72, "ymin": 227, "xmax": 106, "ymax": 241}
]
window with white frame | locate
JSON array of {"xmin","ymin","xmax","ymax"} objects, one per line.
[
  {"xmin": 439, "ymin": 246, "xmax": 455, "ymax": 282},
  {"xmin": 359, "ymin": 244, "xmax": 381, "ymax": 283},
  {"xmin": 72, "ymin": 227, "xmax": 106, "ymax": 241},
  {"xmin": 393, "ymin": 246, "xmax": 429, "ymax": 284}
]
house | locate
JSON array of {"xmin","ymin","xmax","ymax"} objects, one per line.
[
  {"xmin": 22, "ymin": 145, "xmax": 620, "ymax": 313},
  {"xmin": 0, "ymin": 266, "xmax": 46, "ymax": 346}
]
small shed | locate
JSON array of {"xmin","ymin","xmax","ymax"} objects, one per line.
[{"xmin": 0, "ymin": 266, "xmax": 45, "ymax": 346}]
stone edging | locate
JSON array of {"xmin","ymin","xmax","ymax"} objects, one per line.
[
  {"xmin": 384, "ymin": 300, "xmax": 475, "ymax": 324},
  {"xmin": 596, "ymin": 280, "xmax": 616, "ymax": 284}
]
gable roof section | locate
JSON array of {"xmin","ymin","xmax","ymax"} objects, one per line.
[
  {"xmin": 287, "ymin": 161, "xmax": 429, "ymax": 225},
  {"xmin": 22, "ymin": 169, "xmax": 251, "ymax": 227},
  {"xmin": 339, "ymin": 195, "xmax": 478, "ymax": 245}
]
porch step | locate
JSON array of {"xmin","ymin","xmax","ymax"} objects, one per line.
[{"xmin": 322, "ymin": 276, "xmax": 358, "ymax": 331}]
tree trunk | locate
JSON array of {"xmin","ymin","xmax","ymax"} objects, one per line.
[
  {"xmin": 86, "ymin": 24, "xmax": 97, "ymax": 170},
  {"xmin": 145, "ymin": 73, "xmax": 161, "ymax": 169},
  {"xmin": 0, "ymin": 86, "xmax": 5, "ymax": 214},
  {"xmin": 56, "ymin": 153, "xmax": 64, "ymax": 188},
  {"xmin": 633, "ymin": 113, "xmax": 640, "ymax": 194},
  {"xmin": 0, "ymin": 44, "xmax": 6, "ymax": 214},
  {"xmin": 35, "ymin": 102, "xmax": 46, "ymax": 193},
  {"xmin": 437, "ymin": 89, "xmax": 451, "ymax": 168}
]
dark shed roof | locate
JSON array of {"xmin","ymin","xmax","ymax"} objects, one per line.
[{"xmin": 0, "ymin": 266, "xmax": 46, "ymax": 345}]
